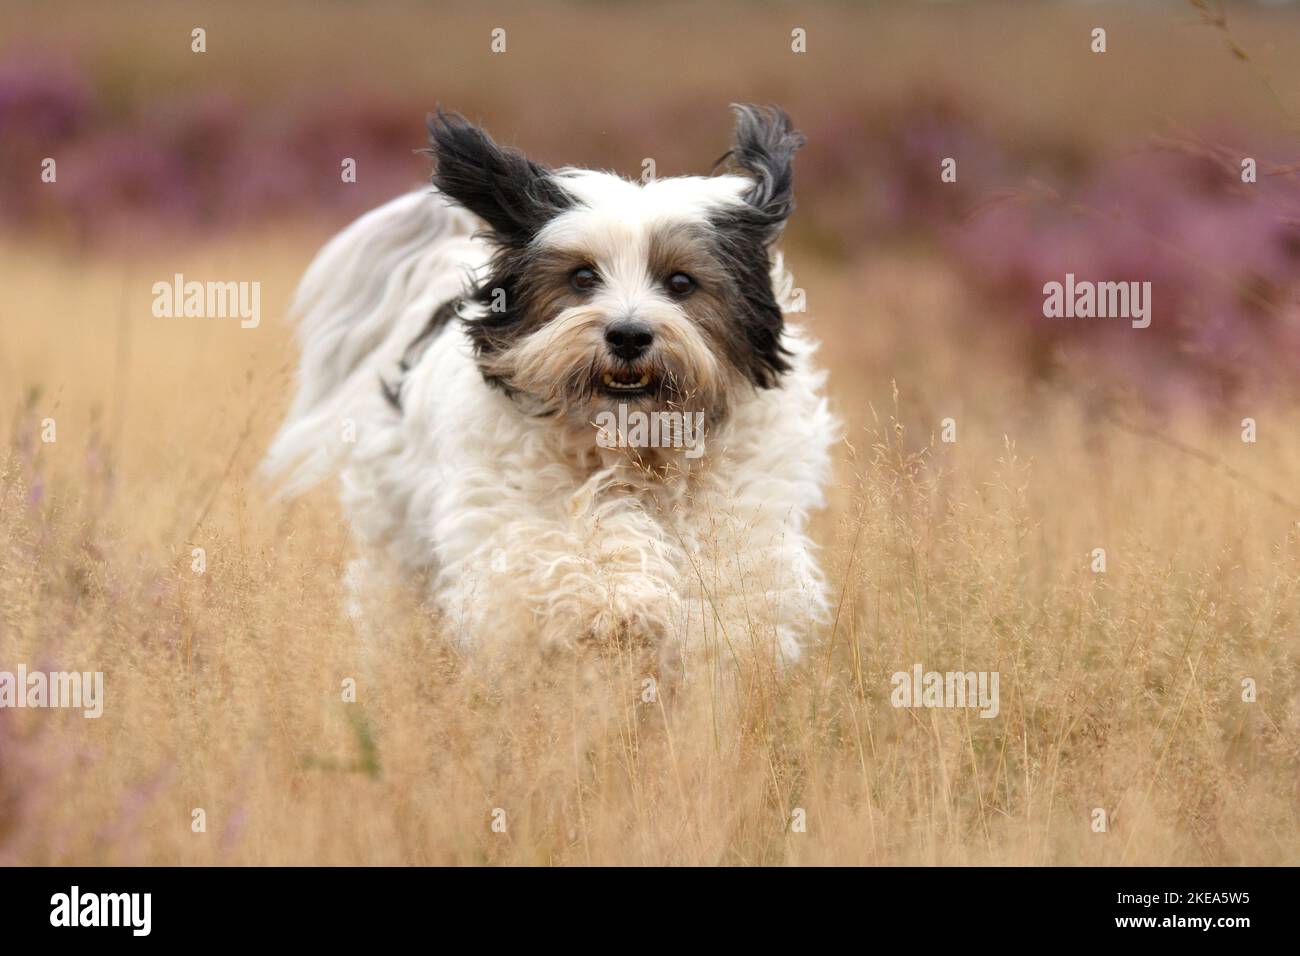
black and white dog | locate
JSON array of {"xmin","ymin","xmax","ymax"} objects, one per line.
[{"xmin": 265, "ymin": 105, "xmax": 837, "ymax": 668}]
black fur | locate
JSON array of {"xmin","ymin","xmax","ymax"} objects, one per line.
[
  {"xmin": 425, "ymin": 110, "xmax": 578, "ymax": 375},
  {"xmin": 461, "ymin": 244, "xmax": 559, "ymax": 384},
  {"xmin": 708, "ymin": 206, "xmax": 792, "ymax": 387},
  {"xmin": 381, "ymin": 296, "xmax": 463, "ymax": 411},
  {"xmin": 726, "ymin": 104, "xmax": 805, "ymax": 235},
  {"xmin": 707, "ymin": 104, "xmax": 806, "ymax": 386},
  {"xmin": 426, "ymin": 109, "xmax": 575, "ymax": 247},
  {"xmin": 401, "ymin": 296, "xmax": 463, "ymax": 373}
]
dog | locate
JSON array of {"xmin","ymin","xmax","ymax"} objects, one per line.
[{"xmin": 264, "ymin": 105, "xmax": 838, "ymax": 673}]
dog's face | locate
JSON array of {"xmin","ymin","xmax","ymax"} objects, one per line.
[{"xmin": 427, "ymin": 105, "xmax": 804, "ymax": 427}]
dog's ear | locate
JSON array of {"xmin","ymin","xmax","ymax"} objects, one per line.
[
  {"xmin": 726, "ymin": 104, "xmax": 805, "ymax": 233},
  {"xmin": 426, "ymin": 109, "xmax": 573, "ymax": 246}
]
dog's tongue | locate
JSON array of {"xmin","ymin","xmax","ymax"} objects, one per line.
[{"xmin": 612, "ymin": 369, "xmax": 641, "ymax": 384}]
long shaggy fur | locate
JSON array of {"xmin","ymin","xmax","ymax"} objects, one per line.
[{"xmin": 265, "ymin": 105, "xmax": 839, "ymax": 670}]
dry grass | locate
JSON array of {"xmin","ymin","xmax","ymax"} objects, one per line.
[{"xmin": 1, "ymin": 234, "xmax": 1297, "ymax": 866}]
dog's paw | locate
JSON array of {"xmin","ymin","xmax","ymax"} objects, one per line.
[
  {"xmin": 581, "ymin": 603, "xmax": 666, "ymax": 651},
  {"xmin": 581, "ymin": 598, "xmax": 685, "ymax": 699}
]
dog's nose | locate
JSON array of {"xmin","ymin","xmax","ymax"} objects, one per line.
[{"xmin": 604, "ymin": 321, "xmax": 654, "ymax": 361}]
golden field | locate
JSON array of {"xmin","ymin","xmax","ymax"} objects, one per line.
[{"xmin": 1, "ymin": 233, "xmax": 1296, "ymax": 866}]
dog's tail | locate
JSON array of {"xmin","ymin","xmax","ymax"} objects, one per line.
[{"xmin": 263, "ymin": 189, "xmax": 482, "ymax": 496}]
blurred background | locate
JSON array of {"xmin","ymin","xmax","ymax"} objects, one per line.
[{"xmin": 2, "ymin": 0, "xmax": 1298, "ymax": 412}]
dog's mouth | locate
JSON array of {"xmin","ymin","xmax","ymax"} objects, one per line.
[{"xmin": 599, "ymin": 368, "xmax": 655, "ymax": 397}]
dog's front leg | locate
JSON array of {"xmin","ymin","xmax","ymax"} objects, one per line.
[{"xmin": 432, "ymin": 471, "xmax": 684, "ymax": 659}]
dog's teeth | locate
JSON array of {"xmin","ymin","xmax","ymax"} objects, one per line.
[{"xmin": 603, "ymin": 370, "xmax": 650, "ymax": 390}]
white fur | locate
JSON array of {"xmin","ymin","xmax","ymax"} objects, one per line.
[{"xmin": 265, "ymin": 181, "xmax": 839, "ymax": 667}]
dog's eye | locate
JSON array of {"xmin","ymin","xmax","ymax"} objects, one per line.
[
  {"xmin": 667, "ymin": 272, "xmax": 695, "ymax": 297},
  {"xmin": 570, "ymin": 267, "xmax": 599, "ymax": 292}
]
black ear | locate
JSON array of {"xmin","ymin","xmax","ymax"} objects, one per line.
[
  {"xmin": 426, "ymin": 108, "xmax": 573, "ymax": 246},
  {"xmin": 727, "ymin": 104, "xmax": 805, "ymax": 233}
]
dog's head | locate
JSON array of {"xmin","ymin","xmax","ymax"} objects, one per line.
[{"xmin": 427, "ymin": 105, "xmax": 804, "ymax": 427}]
